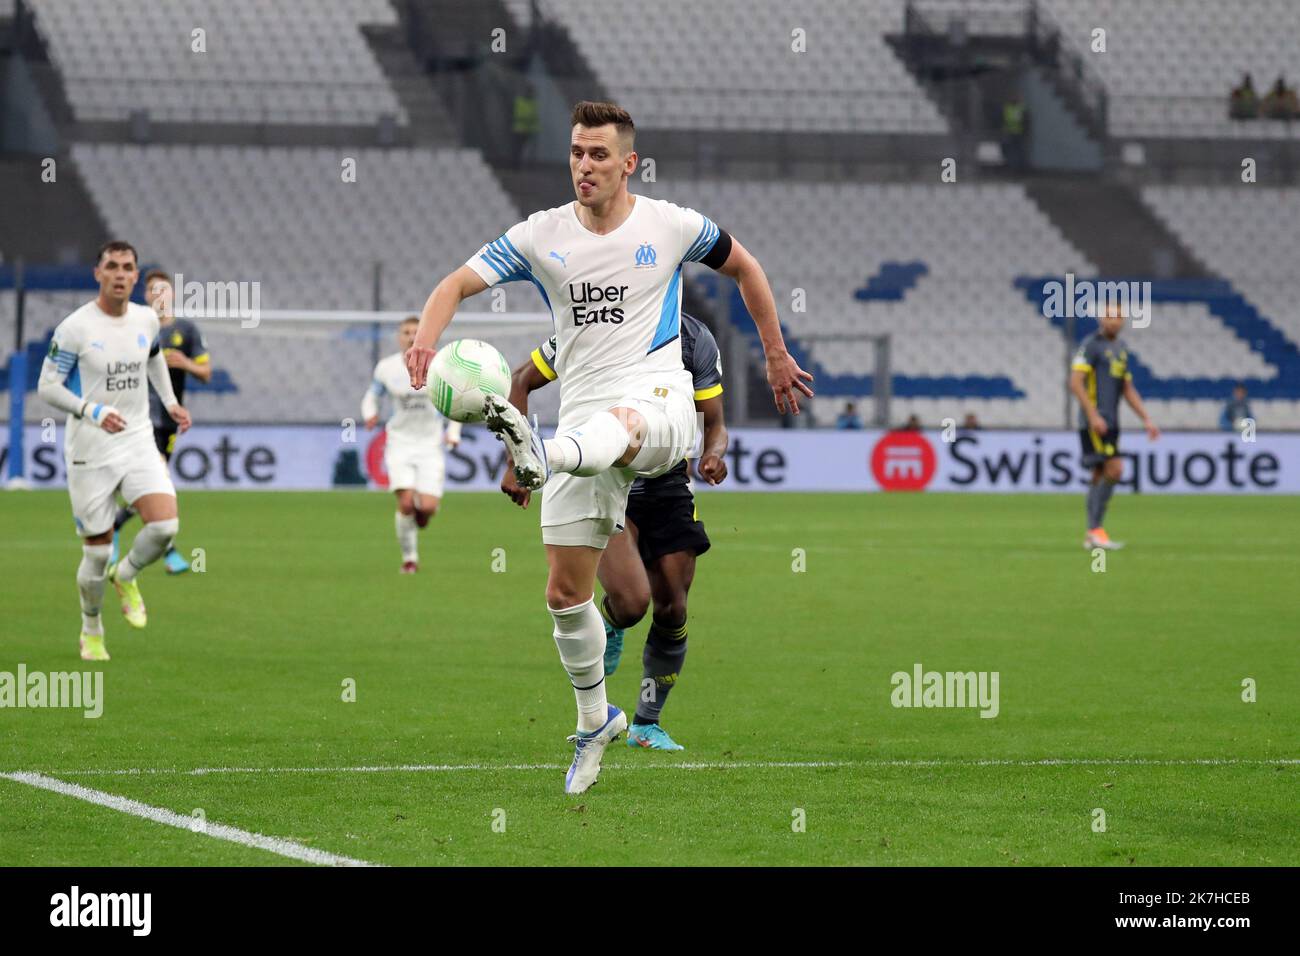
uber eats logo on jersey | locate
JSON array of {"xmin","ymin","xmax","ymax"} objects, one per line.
[
  {"xmin": 570, "ymin": 282, "xmax": 628, "ymax": 325},
  {"xmin": 105, "ymin": 360, "xmax": 145, "ymax": 392}
]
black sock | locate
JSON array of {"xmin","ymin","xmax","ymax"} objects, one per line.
[
  {"xmin": 113, "ymin": 507, "xmax": 136, "ymax": 532},
  {"xmin": 1094, "ymin": 478, "xmax": 1117, "ymax": 528},
  {"xmin": 634, "ymin": 619, "xmax": 687, "ymax": 726}
]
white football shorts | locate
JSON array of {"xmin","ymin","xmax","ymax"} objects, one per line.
[
  {"xmin": 68, "ymin": 436, "xmax": 175, "ymax": 537},
  {"xmin": 541, "ymin": 380, "xmax": 697, "ymax": 550},
  {"xmin": 385, "ymin": 442, "xmax": 447, "ymax": 498}
]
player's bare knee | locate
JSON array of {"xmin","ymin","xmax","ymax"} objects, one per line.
[
  {"xmin": 652, "ymin": 599, "xmax": 688, "ymax": 632},
  {"xmin": 610, "ymin": 589, "xmax": 650, "ymax": 626},
  {"xmin": 395, "ymin": 491, "xmax": 415, "ymax": 515},
  {"xmin": 1104, "ymin": 458, "xmax": 1123, "ymax": 482},
  {"xmin": 610, "ymin": 406, "xmax": 646, "ymax": 467}
]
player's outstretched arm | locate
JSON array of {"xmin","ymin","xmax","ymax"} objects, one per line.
[
  {"xmin": 715, "ymin": 237, "xmax": 813, "ymax": 415},
  {"xmin": 407, "ymin": 265, "xmax": 489, "ymax": 389},
  {"xmin": 499, "ymin": 355, "xmax": 552, "ymax": 508},
  {"xmin": 695, "ymin": 395, "xmax": 729, "ymax": 485},
  {"xmin": 1123, "ymin": 378, "xmax": 1160, "ymax": 440}
]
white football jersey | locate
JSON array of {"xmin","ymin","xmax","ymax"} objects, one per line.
[
  {"xmin": 366, "ymin": 352, "xmax": 460, "ymax": 448},
  {"xmin": 465, "ymin": 196, "xmax": 722, "ymax": 420},
  {"xmin": 42, "ymin": 300, "xmax": 162, "ymax": 466}
]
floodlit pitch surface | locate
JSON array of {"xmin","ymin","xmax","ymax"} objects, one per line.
[{"xmin": 2, "ymin": 490, "xmax": 1297, "ymax": 866}]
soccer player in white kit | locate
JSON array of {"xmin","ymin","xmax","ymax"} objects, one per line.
[
  {"xmin": 407, "ymin": 102, "xmax": 812, "ymax": 793},
  {"xmin": 36, "ymin": 241, "xmax": 192, "ymax": 661},
  {"xmin": 362, "ymin": 316, "xmax": 462, "ymax": 573}
]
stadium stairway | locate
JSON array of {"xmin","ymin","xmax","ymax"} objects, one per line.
[
  {"xmin": 0, "ymin": 155, "xmax": 106, "ymax": 263},
  {"xmin": 362, "ymin": 17, "xmax": 460, "ymax": 147},
  {"xmin": 1024, "ymin": 177, "xmax": 1209, "ymax": 279}
]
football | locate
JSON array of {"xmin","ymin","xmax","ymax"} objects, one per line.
[{"xmin": 427, "ymin": 338, "xmax": 512, "ymax": 423}]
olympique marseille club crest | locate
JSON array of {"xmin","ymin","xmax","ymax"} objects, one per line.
[{"xmin": 634, "ymin": 242, "xmax": 657, "ymax": 269}]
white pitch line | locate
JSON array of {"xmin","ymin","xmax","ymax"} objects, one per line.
[
  {"xmin": 0, "ymin": 772, "xmax": 379, "ymax": 867},
  {"xmin": 14, "ymin": 757, "xmax": 1300, "ymax": 778}
]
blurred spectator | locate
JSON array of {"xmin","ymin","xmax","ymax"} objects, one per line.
[
  {"xmin": 1229, "ymin": 73, "xmax": 1258, "ymax": 119},
  {"xmin": 512, "ymin": 82, "xmax": 540, "ymax": 167},
  {"xmin": 835, "ymin": 402, "xmax": 863, "ymax": 430},
  {"xmin": 1262, "ymin": 75, "xmax": 1299, "ymax": 120},
  {"xmin": 896, "ymin": 414, "xmax": 922, "ymax": 432},
  {"xmin": 1220, "ymin": 383, "xmax": 1253, "ymax": 431},
  {"xmin": 1001, "ymin": 94, "xmax": 1027, "ymax": 169},
  {"xmin": 960, "ymin": 412, "xmax": 981, "ymax": 431}
]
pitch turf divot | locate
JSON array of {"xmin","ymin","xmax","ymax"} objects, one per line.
[
  {"xmin": 24, "ymin": 757, "xmax": 1300, "ymax": 777},
  {"xmin": 0, "ymin": 772, "xmax": 379, "ymax": 867}
]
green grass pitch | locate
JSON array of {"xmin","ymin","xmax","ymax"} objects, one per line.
[{"xmin": 2, "ymin": 489, "xmax": 1297, "ymax": 866}]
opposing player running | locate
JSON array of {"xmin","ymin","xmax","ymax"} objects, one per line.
[
  {"xmin": 37, "ymin": 241, "xmax": 191, "ymax": 661},
  {"xmin": 502, "ymin": 311, "xmax": 729, "ymax": 751},
  {"xmin": 408, "ymin": 101, "xmax": 810, "ymax": 793},
  {"xmin": 111, "ymin": 269, "xmax": 210, "ymax": 574},
  {"xmin": 362, "ymin": 316, "xmax": 462, "ymax": 573},
  {"xmin": 1068, "ymin": 302, "xmax": 1159, "ymax": 550}
]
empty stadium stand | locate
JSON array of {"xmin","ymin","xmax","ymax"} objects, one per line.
[
  {"xmin": 1043, "ymin": 0, "xmax": 1300, "ymax": 139},
  {"xmin": 27, "ymin": 0, "xmax": 406, "ymax": 126},
  {"xmin": 69, "ymin": 142, "xmax": 530, "ymax": 312},
  {"xmin": 522, "ymin": 0, "xmax": 947, "ymax": 134}
]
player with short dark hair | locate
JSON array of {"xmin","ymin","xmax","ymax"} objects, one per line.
[
  {"xmin": 502, "ymin": 312, "xmax": 729, "ymax": 750},
  {"xmin": 1068, "ymin": 303, "xmax": 1159, "ymax": 550},
  {"xmin": 111, "ymin": 270, "xmax": 210, "ymax": 574},
  {"xmin": 37, "ymin": 241, "xmax": 191, "ymax": 660},
  {"xmin": 406, "ymin": 100, "xmax": 810, "ymax": 793}
]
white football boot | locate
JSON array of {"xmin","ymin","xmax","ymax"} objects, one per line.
[
  {"xmin": 564, "ymin": 704, "xmax": 628, "ymax": 795},
  {"xmin": 482, "ymin": 394, "xmax": 550, "ymax": 491}
]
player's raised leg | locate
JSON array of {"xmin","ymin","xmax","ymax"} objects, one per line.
[{"xmin": 108, "ymin": 491, "xmax": 179, "ymax": 628}]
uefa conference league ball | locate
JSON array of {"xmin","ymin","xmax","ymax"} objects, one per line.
[{"xmin": 429, "ymin": 339, "xmax": 512, "ymax": 423}]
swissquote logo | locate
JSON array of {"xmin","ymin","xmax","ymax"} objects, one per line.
[{"xmin": 871, "ymin": 431, "xmax": 936, "ymax": 491}]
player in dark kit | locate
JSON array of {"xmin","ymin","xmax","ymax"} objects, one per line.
[
  {"xmin": 502, "ymin": 312, "xmax": 728, "ymax": 750},
  {"xmin": 111, "ymin": 270, "xmax": 211, "ymax": 573},
  {"xmin": 1068, "ymin": 303, "xmax": 1159, "ymax": 551}
]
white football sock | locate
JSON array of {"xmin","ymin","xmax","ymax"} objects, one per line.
[
  {"xmin": 395, "ymin": 511, "xmax": 419, "ymax": 562},
  {"xmin": 117, "ymin": 518, "xmax": 178, "ymax": 582},
  {"xmin": 549, "ymin": 597, "xmax": 608, "ymax": 732},
  {"xmin": 77, "ymin": 543, "xmax": 110, "ymax": 635},
  {"xmin": 546, "ymin": 411, "xmax": 629, "ymax": 477}
]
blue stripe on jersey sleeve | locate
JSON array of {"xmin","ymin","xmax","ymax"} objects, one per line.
[
  {"xmin": 370, "ymin": 379, "xmax": 385, "ymax": 397},
  {"xmin": 684, "ymin": 217, "xmax": 719, "ymax": 262},
  {"xmin": 488, "ymin": 238, "xmax": 527, "ymax": 278},
  {"xmin": 498, "ymin": 235, "xmax": 532, "ymax": 275},
  {"xmin": 479, "ymin": 247, "xmax": 512, "ymax": 280},
  {"xmin": 648, "ymin": 266, "xmax": 683, "ymax": 354}
]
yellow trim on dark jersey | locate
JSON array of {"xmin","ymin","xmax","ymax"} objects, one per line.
[
  {"xmin": 693, "ymin": 383, "xmax": 723, "ymax": 401},
  {"xmin": 193, "ymin": 353, "xmax": 210, "ymax": 364},
  {"xmin": 530, "ymin": 348, "xmax": 556, "ymax": 381}
]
